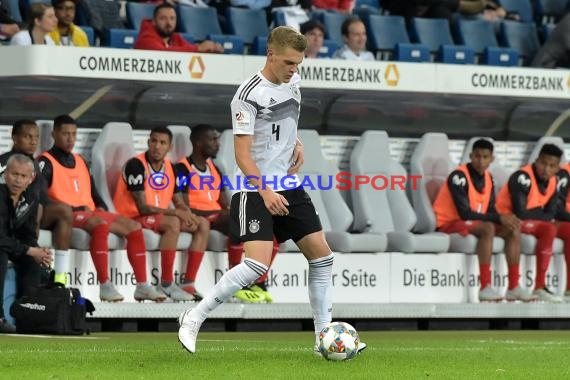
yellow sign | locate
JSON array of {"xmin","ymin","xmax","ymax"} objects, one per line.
[
  {"xmin": 385, "ymin": 64, "xmax": 400, "ymax": 87},
  {"xmin": 189, "ymin": 56, "xmax": 205, "ymax": 79}
]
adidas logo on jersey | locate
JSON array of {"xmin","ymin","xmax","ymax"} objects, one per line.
[{"xmin": 269, "ymin": 98, "xmax": 277, "ymax": 105}]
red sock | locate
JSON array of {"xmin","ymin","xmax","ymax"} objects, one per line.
[
  {"xmin": 89, "ymin": 223, "xmax": 110, "ymax": 283},
  {"xmin": 257, "ymin": 240, "xmax": 279, "ymax": 284},
  {"xmin": 184, "ymin": 250, "xmax": 204, "ymax": 283},
  {"xmin": 507, "ymin": 264, "xmax": 520, "ymax": 290},
  {"xmin": 535, "ymin": 249, "xmax": 552, "ymax": 289},
  {"xmin": 227, "ymin": 239, "xmax": 243, "ymax": 269},
  {"xmin": 126, "ymin": 229, "xmax": 147, "ymax": 283},
  {"xmin": 160, "ymin": 249, "xmax": 176, "ymax": 284},
  {"xmin": 557, "ymin": 222, "xmax": 570, "ymax": 291},
  {"xmin": 479, "ymin": 263, "xmax": 491, "ymax": 289}
]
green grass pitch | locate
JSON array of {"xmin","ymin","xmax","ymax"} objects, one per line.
[{"xmin": 1, "ymin": 330, "xmax": 570, "ymax": 379}]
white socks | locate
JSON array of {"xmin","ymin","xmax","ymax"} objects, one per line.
[
  {"xmin": 193, "ymin": 258, "xmax": 268, "ymax": 323},
  {"xmin": 308, "ymin": 253, "xmax": 334, "ymax": 335}
]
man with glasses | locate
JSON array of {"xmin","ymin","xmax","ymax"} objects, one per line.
[{"xmin": 49, "ymin": 0, "xmax": 89, "ymax": 46}]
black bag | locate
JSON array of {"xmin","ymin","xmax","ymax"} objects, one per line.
[{"xmin": 10, "ymin": 284, "xmax": 95, "ymax": 335}]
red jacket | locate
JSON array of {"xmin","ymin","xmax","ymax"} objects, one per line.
[
  {"xmin": 312, "ymin": 0, "xmax": 352, "ymax": 11},
  {"xmin": 134, "ymin": 19, "xmax": 198, "ymax": 52}
]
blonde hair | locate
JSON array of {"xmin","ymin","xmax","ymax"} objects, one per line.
[
  {"xmin": 267, "ymin": 26, "xmax": 307, "ymax": 53},
  {"xmin": 28, "ymin": 3, "xmax": 53, "ymax": 30}
]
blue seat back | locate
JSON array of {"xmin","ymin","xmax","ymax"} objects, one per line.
[
  {"xmin": 126, "ymin": 2, "xmax": 155, "ymax": 30},
  {"xmin": 177, "ymin": 6, "xmax": 222, "ymax": 40},
  {"xmin": 225, "ymin": 7, "xmax": 268, "ymax": 45}
]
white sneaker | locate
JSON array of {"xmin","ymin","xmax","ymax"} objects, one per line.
[
  {"xmin": 134, "ymin": 283, "xmax": 167, "ymax": 303},
  {"xmin": 178, "ymin": 308, "xmax": 201, "ymax": 353},
  {"xmin": 505, "ymin": 286, "xmax": 538, "ymax": 302},
  {"xmin": 533, "ymin": 288, "xmax": 564, "ymax": 303},
  {"xmin": 158, "ymin": 283, "xmax": 194, "ymax": 302},
  {"xmin": 99, "ymin": 281, "xmax": 124, "ymax": 302},
  {"xmin": 478, "ymin": 285, "xmax": 504, "ymax": 302}
]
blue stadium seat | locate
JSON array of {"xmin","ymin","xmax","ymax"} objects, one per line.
[
  {"xmin": 250, "ymin": 35, "xmax": 267, "ymax": 55},
  {"xmin": 320, "ymin": 11, "xmax": 350, "ymax": 47},
  {"xmin": 499, "ymin": 21, "xmax": 540, "ymax": 66},
  {"xmin": 498, "ymin": 0, "xmax": 534, "ymax": 23},
  {"xmin": 126, "ymin": 2, "xmax": 155, "ymax": 30},
  {"xmin": 319, "ymin": 39, "xmax": 339, "ymax": 58},
  {"xmin": 409, "ymin": 18, "xmax": 475, "ymax": 64},
  {"xmin": 180, "ymin": 33, "xmax": 195, "ymax": 44},
  {"xmin": 354, "ymin": 0, "xmax": 380, "ymax": 12},
  {"xmin": 5, "ymin": 0, "xmax": 22, "ymax": 23},
  {"xmin": 177, "ymin": 6, "xmax": 222, "ymax": 41},
  {"xmin": 456, "ymin": 19, "xmax": 518, "ymax": 66},
  {"xmin": 533, "ymin": 0, "xmax": 567, "ymax": 23},
  {"xmin": 367, "ymin": 15, "xmax": 430, "ymax": 62},
  {"xmin": 104, "ymin": 29, "xmax": 138, "ymax": 49},
  {"xmin": 82, "ymin": 25, "xmax": 96, "ymax": 46},
  {"xmin": 225, "ymin": 7, "xmax": 269, "ymax": 45},
  {"xmin": 207, "ymin": 34, "xmax": 244, "ymax": 54}
]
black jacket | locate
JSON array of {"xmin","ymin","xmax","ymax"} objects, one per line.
[
  {"xmin": 0, "ymin": 184, "xmax": 39, "ymax": 260},
  {"xmin": 532, "ymin": 13, "xmax": 570, "ymax": 69}
]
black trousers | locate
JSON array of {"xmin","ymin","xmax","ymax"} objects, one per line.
[{"xmin": 0, "ymin": 252, "xmax": 42, "ymax": 319}]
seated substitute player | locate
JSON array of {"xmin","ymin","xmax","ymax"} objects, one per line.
[
  {"xmin": 0, "ymin": 119, "xmax": 73, "ymax": 286},
  {"xmin": 496, "ymin": 144, "xmax": 564, "ymax": 303},
  {"xmin": 174, "ymin": 123, "xmax": 280, "ymax": 303},
  {"xmin": 0, "ymin": 154, "xmax": 53, "ymax": 334},
  {"xmin": 433, "ymin": 139, "xmax": 536, "ymax": 302},
  {"xmin": 554, "ymin": 162, "xmax": 570, "ymax": 302},
  {"xmin": 114, "ymin": 126, "xmax": 210, "ymax": 302},
  {"xmin": 178, "ymin": 26, "xmax": 367, "ymax": 354},
  {"xmin": 38, "ymin": 115, "xmax": 165, "ymax": 303}
]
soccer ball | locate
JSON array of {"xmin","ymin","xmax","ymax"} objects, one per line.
[{"xmin": 318, "ymin": 321, "xmax": 360, "ymax": 361}]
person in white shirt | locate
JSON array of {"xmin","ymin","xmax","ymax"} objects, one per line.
[
  {"xmin": 10, "ymin": 2, "xmax": 57, "ymax": 45},
  {"xmin": 178, "ymin": 25, "xmax": 368, "ymax": 356},
  {"xmin": 332, "ymin": 16, "xmax": 374, "ymax": 61}
]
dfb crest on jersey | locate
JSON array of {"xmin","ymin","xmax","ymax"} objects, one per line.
[
  {"xmin": 291, "ymin": 84, "xmax": 300, "ymax": 99},
  {"xmin": 248, "ymin": 219, "xmax": 260, "ymax": 233}
]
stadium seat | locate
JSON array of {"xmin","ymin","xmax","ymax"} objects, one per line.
[
  {"xmin": 90, "ymin": 122, "xmax": 192, "ymax": 251},
  {"xmin": 82, "ymin": 26, "xmax": 96, "ymax": 46},
  {"xmin": 35, "ymin": 119, "xmax": 54, "ymax": 156},
  {"xmin": 350, "ymin": 131, "xmax": 449, "ymax": 253},
  {"xmin": 225, "ymin": 7, "xmax": 269, "ymax": 45},
  {"xmin": 104, "ymin": 29, "xmax": 138, "ymax": 49},
  {"xmin": 409, "ymin": 17, "xmax": 475, "ymax": 64},
  {"xmin": 456, "ymin": 19, "xmax": 518, "ymax": 66},
  {"xmin": 251, "ymin": 35, "xmax": 267, "ymax": 55},
  {"xmin": 295, "ymin": 130, "xmax": 387, "ymax": 253},
  {"xmin": 208, "ymin": 34, "xmax": 245, "ymax": 55},
  {"xmin": 167, "ymin": 125, "xmax": 228, "ymax": 252},
  {"xmin": 498, "ymin": 0, "xmax": 534, "ymax": 23},
  {"xmin": 319, "ymin": 39, "xmax": 339, "ymax": 58},
  {"xmin": 410, "ymin": 133, "xmax": 504, "ymax": 254},
  {"xmin": 499, "ymin": 21, "xmax": 540, "ymax": 66},
  {"xmin": 126, "ymin": 2, "xmax": 155, "ymax": 30},
  {"xmin": 460, "ymin": 137, "xmax": 511, "ymax": 194},
  {"xmin": 180, "ymin": 33, "xmax": 194, "ymax": 44},
  {"xmin": 177, "ymin": 6, "xmax": 222, "ymax": 41},
  {"xmin": 366, "ymin": 15, "xmax": 430, "ymax": 62},
  {"xmin": 5, "ymin": 0, "xmax": 22, "ymax": 23},
  {"xmin": 320, "ymin": 11, "xmax": 350, "ymax": 47},
  {"xmin": 533, "ymin": 0, "xmax": 568, "ymax": 24}
]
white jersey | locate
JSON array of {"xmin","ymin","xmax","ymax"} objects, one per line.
[{"xmin": 231, "ymin": 71, "xmax": 301, "ymax": 191}]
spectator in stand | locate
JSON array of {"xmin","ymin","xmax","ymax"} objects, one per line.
[
  {"xmin": 532, "ymin": 13, "xmax": 570, "ymax": 69},
  {"xmin": 0, "ymin": 0, "xmax": 20, "ymax": 40},
  {"xmin": 10, "ymin": 3, "xmax": 57, "ymax": 45},
  {"xmin": 312, "ymin": 0, "xmax": 352, "ymax": 14},
  {"xmin": 495, "ymin": 144, "xmax": 564, "ymax": 303},
  {"xmin": 175, "ymin": 124, "xmax": 279, "ymax": 303},
  {"xmin": 134, "ymin": 2, "xmax": 223, "ymax": 53},
  {"xmin": 114, "ymin": 126, "xmax": 210, "ymax": 302},
  {"xmin": 300, "ymin": 19, "xmax": 325, "ymax": 59},
  {"xmin": 49, "ymin": 0, "xmax": 89, "ymax": 46},
  {"xmin": 0, "ymin": 154, "xmax": 53, "ymax": 334},
  {"xmin": 332, "ymin": 16, "xmax": 374, "ymax": 61},
  {"xmin": 38, "ymin": 115, "xmax": 166, "ymax": 303}
]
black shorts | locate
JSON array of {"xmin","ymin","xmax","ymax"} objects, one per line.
[{"xmin": 229, "ymin": 187, "xmax": 322, "ymax": 244}]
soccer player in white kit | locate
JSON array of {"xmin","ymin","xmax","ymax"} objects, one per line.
[{"xmin": 178, "ymin": 25, "xmax": 366, "ymax": 355}]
